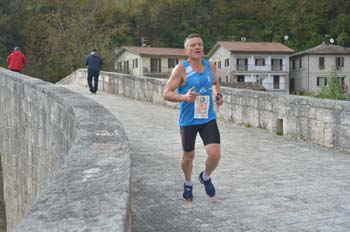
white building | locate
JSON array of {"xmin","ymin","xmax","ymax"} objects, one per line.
[
  {"xmin": 208, "ymin": 41, "xmax": 294, "ymax": 92},
  {"xmin": 114, "ymin": 46, "xmax": 187, "ymax": 78},
  {"xmin": 289, "ymin": 43, "xmax": 350, "ymax": 94}
]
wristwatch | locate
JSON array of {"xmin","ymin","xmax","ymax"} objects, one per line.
[{"xmin": 216, "ymin": 93, "xmax": 223, "ymax": 100}]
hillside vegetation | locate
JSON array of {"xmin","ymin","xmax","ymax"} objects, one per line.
[{"xmin": 1, "ymin": 0, "xmax": 349, "ymax": 82}]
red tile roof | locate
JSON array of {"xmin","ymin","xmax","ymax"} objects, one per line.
[
  {"xmin": 291, "ymin": 44, "xmax": 350, "ymax": 57},
  {"xmin": 119, "ymin": 46, "xmax": 186, "ymax": 57},
  {"xmin": 217, "ymin": 41, "xmax": 294, "ymax": 53}
]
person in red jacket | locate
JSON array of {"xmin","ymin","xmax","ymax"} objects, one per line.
[{"xmin": 7, "ymin": 47, "xmax": 27, "ymax": 72}]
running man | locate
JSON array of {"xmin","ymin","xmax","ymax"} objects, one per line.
[{"xmin": 163, "ymin": 33, "xmax": 224, "ymax": 201}]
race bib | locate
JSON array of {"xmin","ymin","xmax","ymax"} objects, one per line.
[{"xmin": 194, "ymin": 95, "xmax": 210, "ymax": 119}]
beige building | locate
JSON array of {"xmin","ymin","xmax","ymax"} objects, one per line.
[
  {"xmin": 289, "ymin": 43, "xmax": 350, "ymax": 94},
  {"xmin": 114, "ymin": 46, "xmax": 187, "ymax": 78},
  {"xmin": 208, "ymin": 41, "xmax": 294, "ymax": 92}
]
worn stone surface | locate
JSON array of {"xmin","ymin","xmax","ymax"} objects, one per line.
[
  {"xmin": 1, "ymin": 66, "xmax": 350, "ymax": 232},
  {"xmin": 0, "ymin": 68, "xmax": 130, "ymax": 232},
  {"xmin": 66, "ymin": 84, "xmax": 350, "ymax": 232}
]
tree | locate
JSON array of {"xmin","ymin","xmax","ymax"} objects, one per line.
[
  {"xmin": 2, "ymin": 0, "xmax": 350, "ymax": 82},
  {"xmin": 318, "ymin": 66, "xmax": 346, "ymax": 100},
  {"xmin": 9, "ymin": 0, "xmax": 131, "ymax": 82}
]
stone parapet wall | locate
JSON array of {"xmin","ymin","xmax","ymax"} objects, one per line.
[
  {"xmin": 66, "ymin": 69, "xmax": 350, "ymax": 151},
  {"xmin": 63, "ymin": 69, "xmax": 176, "ymax": 108},
  {"xmin": 0, "ymin": 68, "xmax": 131, "ymax": 232},
  {"xmin": 218, "ymin": 88, "xmax": 350, "ymax": 150}
]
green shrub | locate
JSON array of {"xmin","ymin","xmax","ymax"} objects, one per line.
[{"xmin": 318, "ymin": 66, "xmax": 346, "ymax": 100}]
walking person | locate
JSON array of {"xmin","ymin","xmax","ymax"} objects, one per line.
[
  {"xmin": 6, "ymin": 47, "xmax": 27, "ymax": 72},
  {"xmin": 85, "ymin": 48, "xmax": 103, "ymax": 94},
  {"xmin": 163, "ymin": 33, "xmax": 224, "ymax": 201}
]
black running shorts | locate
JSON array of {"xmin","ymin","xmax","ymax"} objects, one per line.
[{"xmin": 180, "ymin": 119, "xmax": 220, "ymax": 152}]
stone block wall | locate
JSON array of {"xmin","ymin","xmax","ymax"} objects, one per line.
[
  {"xmin": 218, "ymin": 88, "xmax": 350, "ymax": 150},
  {"xmin": 66, "ymin": 69, "xmax": 350, "ymax": 151},
  {"xmin": 63, "ymin": 69, "xmax": 176, "ymax": 108},
  {"xmin": 0, "ymin": 68, "xmax": 131, "ymax": 232}
]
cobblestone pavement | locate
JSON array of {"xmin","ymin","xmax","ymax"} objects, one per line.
[{"xmin": 64, "ymin": 85, "xmax": 350, "ymax": 232}]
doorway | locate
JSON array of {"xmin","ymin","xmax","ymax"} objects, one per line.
[{"xmin": 273, "ymin": 75, "xmax": 280, "ymax": 89}]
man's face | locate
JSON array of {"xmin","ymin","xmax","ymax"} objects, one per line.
[{"xmin": 185, "ymin": 37, "xmax": 204, "ymax": 60}]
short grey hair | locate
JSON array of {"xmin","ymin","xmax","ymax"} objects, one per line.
[{"xmin": 184, "ymin": 33, "xmax": 202, "ymax": 48}]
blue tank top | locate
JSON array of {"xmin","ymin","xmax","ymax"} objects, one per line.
[{"xmin": 178, "ymin": 59, "xmax": 216, "ymax": 126}]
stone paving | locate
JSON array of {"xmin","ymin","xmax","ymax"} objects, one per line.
[{"xmin": 64, "ymin": 85, "xmax": 350, "ymax": 232}]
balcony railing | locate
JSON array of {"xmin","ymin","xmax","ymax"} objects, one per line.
[
  {"xmin": 271, "ymin": 65, "xmax": 283, "ymax": 71},
  {"xmin": 237, "ymin": 64, "xmax": 248, "ymax": 71},
  {"xmin": 231, "ymin": 64, "xmax": 288, "ymax": 72}
]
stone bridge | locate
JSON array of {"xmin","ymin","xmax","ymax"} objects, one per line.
[{"xmin": 1, "ymin": 68, "xmax": 350, "ymax": 231}]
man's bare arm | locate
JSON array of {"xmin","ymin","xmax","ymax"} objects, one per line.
[
  {"xmin": 210, "ymin": 63, "xmax": 224, "ymax": 105},
  {"xmin": 163, "ymin": 64, "xmax": 199, "ymax": 102}
]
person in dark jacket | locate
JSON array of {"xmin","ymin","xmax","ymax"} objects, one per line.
[
  {"xmin": 7, "ymin": 47, "xmax": 27, "ymax": 72},
  {"xmin": 85, "ymin": 48, "xmax": 103, "ymax": 94}
]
